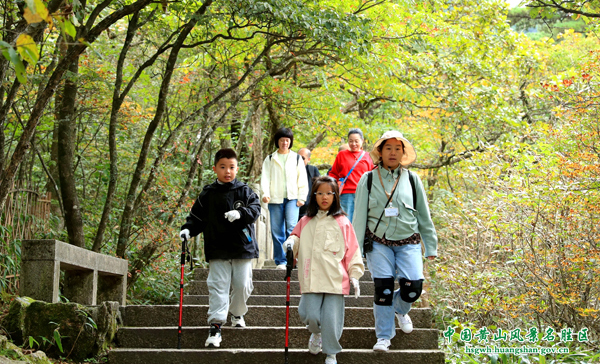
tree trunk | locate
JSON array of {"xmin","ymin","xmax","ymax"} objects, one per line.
[
  {"xmin": 57, "ymin": 58, "xmax": 85, "ymax": 248},
  {"xmin": 93, "ymin": 12, "xmax": 140, "ymax": 252},
  {"xmin": 248, "ymin": 96, "xmax": 264, "ymax": 180},
  {"xmin": 127, "ymin": 123, "xmax": 214, "ymax": 287},
  {"xmin": 116, "ymin": 0, "xmax": 214, "ymax": 257},
  {"xmin": 0, "ymin": 0, "xmax": 154, "ymax": 212},
  {"xmin": 264, "ymin": 97, "xmax": 280, "ymax": 153},
  {"xmin": 306, "ymin": 131, "xmax": 327, "ymax": 150}
]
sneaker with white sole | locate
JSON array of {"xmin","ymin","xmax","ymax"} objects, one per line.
[
  {"xmin": 231, "ymin": 315, "xmax": 245, "ymax": 327},
  {"xmin": 396, "ymin": 312, "xmax": 413, "ymax": 333},
  {"xmin": 205, "ymin": 324, "xmax": 222, "ymax": 348},
  {"xmin": 308, "ymin": 332, "xmax": 322, "ymax": 355},
  {"xmin": 276, "ymin": 264, "xmax": 287, "ymax": 270},
  {"xmin": 325, "ymin": 354, "xmax": 337, "ymax": 364},
  {"xmin": 373, "ymin": 338, "xmax": 391, "ymax": 351}
]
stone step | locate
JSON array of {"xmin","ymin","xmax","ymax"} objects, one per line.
[
  {"xmin": 188, "ymin": 280, "xmax": 381, "ymax": 296},
  {"xmin": 120, "ymin": 305, "xmax": 432, "ymax": 328},
  {"xmin": 193, "ymin": 268, "xmax": 374, "ymax": 282},
  {"xmin": 109, "ymin": 348, "xmax": 445, "ymax": 364},
  {"xmin": 116, "ymin": 327, "xmax": 439, "ymax": 350},
  {"xmin": 183, "ymin": 294, "xmax": 376, "ymax": 307}
]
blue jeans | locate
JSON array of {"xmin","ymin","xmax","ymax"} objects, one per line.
[
  {"xmin": 366, "ymin": 241, "xmax": 424, "ymax": 340},
  {"xmin": 340, "ymin": 193, "xmax": 355, "ymax": 222},
  {"xmin": 268, "ymin": 199, "xmax": 299, "ymax": 265}
]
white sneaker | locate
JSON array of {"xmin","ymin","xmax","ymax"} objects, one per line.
[
  {"xmin": 396, "ymin": 312, "xmax": 413, "ymax": 333},
  {"xmin": 231, "ymin": 315, "xmax": 245, "ymax": 327},
  {"xmin": 373, "ymin": 338, "xmax": 391, "ymax": 351},
  {"xmin": 205, "ymin": 324, "xmax": 222, "ymax": 348},
  {"xmin": 276, "ymin": 264, "xmax": 287, "ymax": 270},
  {"xmin": 308, "ymin": 332, "xmax": 322, "ymax": 355},
  {"xmin": 325, "ymin": 354, "xmax": 337, "ymax": 364}
]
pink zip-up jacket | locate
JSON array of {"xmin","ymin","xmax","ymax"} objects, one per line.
[{"xmin": 288, "ymin": 210, "xmax": 364, "ymax": 295}]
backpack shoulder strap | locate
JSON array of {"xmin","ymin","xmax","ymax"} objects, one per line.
[
  {"xmin": 366, "ymin": 171, "xmax": 373, "ymax": 214},
  {"xmin": 408, "ymin": 170, "xmax": 417, "ymax": 209}
]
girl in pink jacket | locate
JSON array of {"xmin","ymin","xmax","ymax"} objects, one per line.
[{"xmin": 283, "ymin": 176, "xmax": 364, "ymax": 364}]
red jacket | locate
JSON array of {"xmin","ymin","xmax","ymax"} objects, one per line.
[{"xmin": 328, "ymin": 150, "xmax": 374, "ymax": 194}]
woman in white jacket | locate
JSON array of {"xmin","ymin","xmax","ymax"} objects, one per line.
[{"xmin": 260, "ymin": 127, "xmax": 308, "ymax": 269}]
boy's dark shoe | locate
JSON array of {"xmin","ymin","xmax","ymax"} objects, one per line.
[{"xmin": 205, "ymin": 324, "xmax": 222, "ymax": 348}]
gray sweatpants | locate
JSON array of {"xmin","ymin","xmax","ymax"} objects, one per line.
[
  {"xmin": 206, "ymin": 259, "xmax": 253, "ymax": 325},
  {"xmin": 298, "ymin": 293, "xmax": 345, "ymax": 355}
]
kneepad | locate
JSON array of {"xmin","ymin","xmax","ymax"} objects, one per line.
[
  {"xmin": 399, "ymin": 278, "xmax": 424, "ymax": 303},
  {"xmin": 373, "ymin": 278, "xmax": 395, "ymax": 306}
]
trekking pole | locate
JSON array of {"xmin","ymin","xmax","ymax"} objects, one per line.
[
  {"xmin": 177, "ymin": 236, "xmax": 187, "ymax": 349},
  {"xmin": 284, "ymin": 245, "xmax": 294, "ymax": 364}
]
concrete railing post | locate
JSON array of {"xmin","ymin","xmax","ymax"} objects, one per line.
[
  {"xmin": 63, "ymin": 270, "xmax": 97, "ymax": 305},
  {"xmin": 97, "ymin": 274, "xmax": 126, "ymax": 305},
  {"xmin": 20, "ymin": 259, "xmax": 60, "ymax": 303}
]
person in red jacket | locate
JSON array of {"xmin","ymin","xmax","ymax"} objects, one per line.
[{"xmin": 328, "ymin": 128, "xmax": 374, "ymax": 222}]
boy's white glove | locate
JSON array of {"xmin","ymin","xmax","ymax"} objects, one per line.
[
  {"xmin": 351, "ymin": 278, "xmax": 360, "ymax": 299},
  {"xmin": 282, "ymin": 239, "xmax": 294, "ymax": 251},
  {"xmin": 224, "ymin": 210, "xmax": 241, "ymax": 222},
  {"xmin": 180, "ymin": 229, "xmax": 190, "ymax": 242}
]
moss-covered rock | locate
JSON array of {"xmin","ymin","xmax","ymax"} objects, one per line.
[
  {"xmin": 91, "ymin": 301, "xmax": 121, "ymax": 353},
  {"xmin": 23, "ymin": 300, "xmax": 95, "ymax": 360},
  {"xmin": 2, "ymin": 297, "xmax": 36, "ymax": 344},
  {"xmin": 0, "ymin": 334, "xmax": 52, "ymax": 364},
  {"xmin": 1, "ymin": 298, "xmax": 120, "ymax": 361}
]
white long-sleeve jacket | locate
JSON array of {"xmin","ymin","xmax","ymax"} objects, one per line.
[{"xmin": 260, "ymin": 150, "xmax": 308, "ymax": 204}]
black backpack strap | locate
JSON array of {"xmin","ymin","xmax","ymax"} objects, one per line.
[
  {"xmin": 408, "ymin": 170, "xmax": 417, "ymax": 209},
  {"xmin": 366, "ymin": 171, "xmax": 373, "ymax": 215}
]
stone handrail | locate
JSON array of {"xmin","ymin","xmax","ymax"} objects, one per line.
[{"xmin": 20, "ymin": 239, "xmax": 128, "ymax": 306}]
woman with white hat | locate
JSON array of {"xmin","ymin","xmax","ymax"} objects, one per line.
[{"xmin": 352, "ymin": 130, "xmax": 438, "ymax": 352}]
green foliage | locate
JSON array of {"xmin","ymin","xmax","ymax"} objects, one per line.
[
  {"xmin": 128, "ymin": 252, "xmax": 190, "ymax": 305},
  {"xmin": 508, "ymin": 7, "xmax": 588, "ymax": 39},
  {"xmin": 26, "ymin": 321, "xmax": 64, "ymax": 354},
  {"xmin": 1, "ymin": 1, "xmax": 599, "ymax": 339},
  {"xmin": 430, "ymin": 26, "xmax": 600, "ymax": 357}
]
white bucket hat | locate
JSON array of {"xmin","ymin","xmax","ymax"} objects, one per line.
[{"xmin": 370, "ymin": 130, "xmax": 417, "ymax": 166}]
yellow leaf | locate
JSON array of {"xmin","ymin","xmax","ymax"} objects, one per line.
[
  {"xmin": 33, "ymin": 0, "xmax": 50, "ymax": 21},
  {"xmin": 23, "ymin": 8, "xmax": 43, "ymax": 23},
  {"xmin": 23, "ymin": 0, "xmax": 50, "ymax": 24},
  {"xmin": 16, "ymin": 34, "xmax": 39, "ymax": 64}
]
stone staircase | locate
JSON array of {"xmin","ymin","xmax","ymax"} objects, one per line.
[{"xmin": 109, "ymin": 267, "xmax": 445, "ymax": 363}]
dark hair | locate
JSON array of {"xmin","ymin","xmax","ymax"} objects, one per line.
[
  {"xmin": 273, "ymin": 127, "xmax": 294, "ymax": 149},
  {"xmin": 305, "ymin": 176, "xmax": 346, "ymax": 217},
  {"xmin": 214, "ymin": 148, "xmax": 237, "ymax": 166},
  {"xmin": 348, "ymin": 128, "xmax": 364, "ymax": 140}
]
